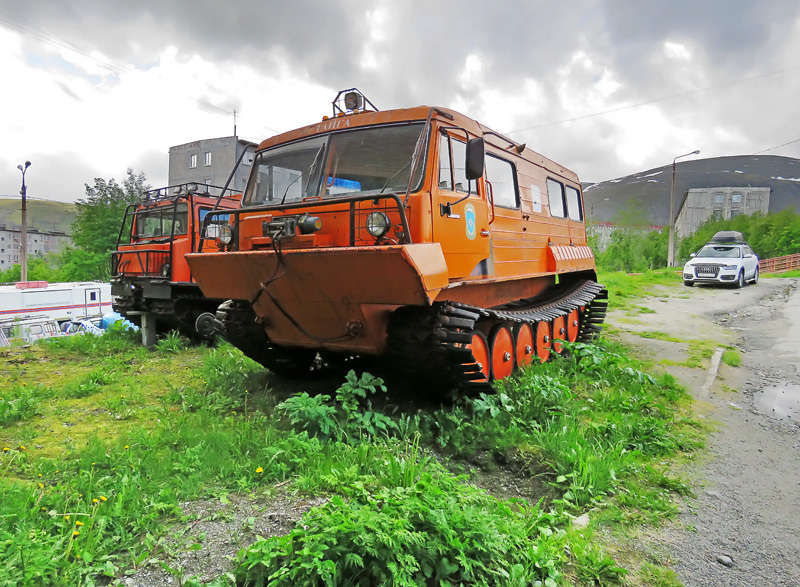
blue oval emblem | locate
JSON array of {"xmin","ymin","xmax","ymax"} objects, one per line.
[{"xmin": 465, "ymin": 203, "xmax": 476, "ymax": 240}]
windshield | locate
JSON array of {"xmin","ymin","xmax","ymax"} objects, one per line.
[
  {"xmin": 134, "ymin": 203, "xmax": 188, "ymax": 238},
  {"xmin": 695, "ymin": 245, "xmax": 742, "ymax": 259},
  {"xmin": 243, "ymin": 123, "xmax": 426, "ymax": 206}
]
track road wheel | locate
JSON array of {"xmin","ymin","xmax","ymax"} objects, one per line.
[
  {"xmin": 534, "ymin": 321, "xmax": 551, "ymax": 363},
  {"xmin": 552, "ymin": 315, "xmax": 567, "ymax": 354},
  {"xmin": 490, "ymin": 325, "xmax": 514, "ymax": 381},
  {"xmin": 513, "ymin": 323, "xmax": 535, "ymax": 369},
  {"xmin": 566, "ymin": 309, "xmax": 580, "ymax": 343},
  {"xmin": 467, "ymin": 331, "xmax": 491, "ymax": 382}
]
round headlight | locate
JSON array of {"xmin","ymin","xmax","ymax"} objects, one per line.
[
  {"xmin": 218, "ymin": 224, "xmax": 234, "ymax": 246},
  {"xmin": 365, "ymin": 212, "xmax": 391, "ymax": 238}
]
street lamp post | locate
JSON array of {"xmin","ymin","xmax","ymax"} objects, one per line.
[
  {"xmin": 667, "ymin": 150, "xmax": 700, "ymax": 268},
  {"xmin": 17, "ymin": 161, "xmax": 31, "ymax": 282}
]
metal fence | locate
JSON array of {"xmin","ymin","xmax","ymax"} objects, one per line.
[{"xmin": 759, "ymin": 253, "xmax": 800, "ymax": 274}]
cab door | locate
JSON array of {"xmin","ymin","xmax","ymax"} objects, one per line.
[{"xmin": 431, "ymin": 132, "xmax": 491, "ymax": 280}]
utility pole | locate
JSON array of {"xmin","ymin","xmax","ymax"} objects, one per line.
[
  {"xmin": 17, "ymin": 160, "xmax": 31, "ymax": 282},
  {"xmin": 667, "ymin": 150, "xmax": 700, "ymax": 267}
]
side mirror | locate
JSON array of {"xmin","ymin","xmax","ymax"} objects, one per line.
[
  {"xmin": 465, "ymin": 137, "xmax": 484, "ymax": 180},
  {"xmin": 689, "ymin": 253, "xmax": 696, "ymax": 258}
]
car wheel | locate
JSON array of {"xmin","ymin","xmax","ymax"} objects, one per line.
[
  {"xmin": 751, "ymin": 266, "xmax": 759, "ymax": 284},
  {"xmin": 684, "ymin": 280, "xmax": 694, "ymax": 287},
  {"xmin": 736, "ymin": 270, "xmax": 745, "ymax": 289}
]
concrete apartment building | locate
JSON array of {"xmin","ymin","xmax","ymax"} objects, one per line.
[
  {"xmin": 168, "ymin": 136, "xmax": 257, "ymax": 194},
  {"xmin": 675, "ymin": 186, "xmax": 770, "ymax": 238},
  {"xmin": 0, "ymin": 225, "xmax": 71, "ymax": 270}
]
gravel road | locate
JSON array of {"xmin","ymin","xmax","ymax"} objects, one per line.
[{"xmin": 608, "ymin": 277, "xmax": 800, "ymax": 586}]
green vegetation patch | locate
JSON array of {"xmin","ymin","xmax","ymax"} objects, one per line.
[{"xmin": 1, "ymin": 331, "xmax": 704, "ymax": 586}]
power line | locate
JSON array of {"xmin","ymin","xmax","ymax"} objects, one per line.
[
  {"xmin": 507, "ymin": 64, "xmax": 800, "ymax": 134},
  {"xmin": 752, "ymin": 137, "xmax": 800, "ymax": 155}
]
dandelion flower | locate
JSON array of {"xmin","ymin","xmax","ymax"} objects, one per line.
[
  {"xmin": 75, "ymin": 521, "xmax": 84, "ymax": 527},
  {"xmin": 124, "ymin": 445, "xmax": 129, "ymax": 450},
  {"xmin": 256, "ymin": 467, "xmax": 264, "ymax": 474},
  {"xmin": 38, "ymin": 483, "xmax": 44, "ymax": 489},
  {"xmin": 92, "ymin": 498, "xmax": 99, "ymax": 504},
  {"xmin": 65, "ymin": 515, "xmax": 70, "ymax": 521},
  {"xmin": 73, "ymin": 531, "xmax": 80, "ymax": 537},
  {"xmin": 38, "ymin": 473, "xmax": 42, "ymax": 477},
  {"xmin": 2, "ymin": 447, "xmax": 9, "ymax": 452},
  {"xmin": 100, "ymin": 496, "xmax": 107, "ymax": 502},
  {"xmin": 41, "ymin": 507, "xmax": 46, "ymax": 511},
  {"xmin": 19, "ymin": 445, "xmax": 27, "ymax": 451}
]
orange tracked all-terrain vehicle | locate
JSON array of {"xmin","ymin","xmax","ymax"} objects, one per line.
[
  {"xmin": 186, "ymin": 89, "xmax": 607, "ymax": 392},
  {"xmin": 111, "ymin": 183, "xmax": 241, "ymax": 342}
]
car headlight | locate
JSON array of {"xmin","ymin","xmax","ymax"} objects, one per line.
[
  {"xmin": 160, "ymin": 263, "xmax": 171, "ymax": 278},
  {"xmin": 218, "ymin": 224, "xmax": 235, "ymax": 246},
  {"xmin": 723, "ymin": 264, "xmax": 738, "ymax": 271},
  {"xmin": 365, "ymin": 212, "xmax": 391, "ymax": 238}
]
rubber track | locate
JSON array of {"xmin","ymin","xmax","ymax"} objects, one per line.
[{"xmin": 389, "ymin": 279, "xmax": 608, "ymax": 394}]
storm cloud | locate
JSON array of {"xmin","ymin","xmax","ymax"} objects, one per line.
[{"xmin": 2, "ymin": 0, "xmax": 800, "ymax": 201}]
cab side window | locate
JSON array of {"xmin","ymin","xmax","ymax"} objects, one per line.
[
  {"xmin": 485, "ymin": 154, "xmax": 518, "ymax": 209},
  {"xmin": 438, "ymin": 134, "xmax": 475, "ymax": 194},
  {"xmin": 565, "ymin": 186, "xmax": 583, "ymax": 221},
  {"xmin": 547, "ymin": 178, "xmax": 566, "ymax": 218}
]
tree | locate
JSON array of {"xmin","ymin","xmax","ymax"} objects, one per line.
[{"xmin": 61, "ymin": 170, "xmax": 149, "ymax": 281}]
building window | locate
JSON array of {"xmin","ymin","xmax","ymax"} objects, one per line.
[
  {"xmin": 204, "ymin": 151, "xmax": 212, "ymax": 166},
  {"xmin": 731, "ymin": 193, "xmax": 742, "ymax": 204},
  {"xmin": 203, "ymin": 179, "xmax": 211, "ymax": 186},
  {"xmin": 730, "ymin": 209, "xmax": 740, "ymax": 218},
  {"xmin": 189, "ymin": 154, "xmax": 198, "ymax": 168}
]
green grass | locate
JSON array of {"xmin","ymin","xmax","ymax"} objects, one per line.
[
  {"xmin": 762, "ymin": 269, "xmax": 800, "ymax": 278},
  {"xmin": 0, "ymin": 328, "xmax": 704, "ymax": 586},
  {"xmin": 597, "ymin": 269, "xmax": 682, "ymax": 310},
  {"xmin": 721, "ymin": 349, "xmax": 742, "ymax": 367}
]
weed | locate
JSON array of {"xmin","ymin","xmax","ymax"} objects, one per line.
[
  {"xmin": 639, "ymin": 562, "xmax": 683, "ymax": 586},
  {"xmin": 722, "ymin": 349, "xmax": 742, "ymax": 367},
  {"xmin": 155, "ymin": 331, "xmax": 189, "ymax": 354}
]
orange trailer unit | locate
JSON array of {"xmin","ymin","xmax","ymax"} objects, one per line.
[{"xmin": 186, "ymin": 90, "xmax": 607, "ymax": 391}]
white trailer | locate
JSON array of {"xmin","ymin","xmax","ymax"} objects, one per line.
[{"xmin": 0, "ymin": 281, "xmax": 113, "ymax": 324}]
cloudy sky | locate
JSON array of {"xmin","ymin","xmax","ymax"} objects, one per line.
[{"xmin": 2, "ymin": 0, "xmax": 800, "ymax": 203}]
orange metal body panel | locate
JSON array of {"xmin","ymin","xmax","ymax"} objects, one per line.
[{"xmin": 186, "ymin": 243, "xmax": 449, "ymax": 354}]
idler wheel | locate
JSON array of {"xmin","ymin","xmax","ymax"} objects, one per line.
[
  {"xmin": 566, "ymin": 309, "xmax": 580, "ymax": 343},
  {"xmin": 489, "ymin": 325, "xmax": 514, "ymax": 381},
  {"xmin": 513, "ymin": 323, "xmax": 535, "ymax": 369},
  {"xmin": 467, "ymin": 331, "xmax": 491, "ymax": 382},
  {"xmin": 552, "ymin": 315, "xmax": 567, "ymax": 354},
  {"xmin": 534, "ymin": 321, "xmax": 551, "ymax": 363}
]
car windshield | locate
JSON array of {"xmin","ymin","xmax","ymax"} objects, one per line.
[
  {"xmin": 695, "ymin": 245, "xmax": 741, "ymax": 259},
  {"xmin": 134, "ymin": 203, "xmax": 188, "ymax": 238},
  {"xmin": 243, "ymin": 123, "xmax": 426, "ymax": 206}
]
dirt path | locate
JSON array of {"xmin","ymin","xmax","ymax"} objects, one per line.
[{"xmin": 607, "ymin": 277, "xmax": 800, "ymax": 586}]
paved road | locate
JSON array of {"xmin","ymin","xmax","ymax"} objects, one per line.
[{"xmin": 608, "ymin": 278, "xmax": 800, "ymax": 587}]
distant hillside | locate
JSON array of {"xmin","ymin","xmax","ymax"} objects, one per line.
[
  {"xmin": 0, "ymin": 198, "xmax": 77, "ymax": 234},
  {"xmin": 583, "ymin": 155, "xmax": 800, "ymax": 226}
]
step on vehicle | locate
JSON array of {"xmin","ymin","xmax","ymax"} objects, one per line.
[
  {"xmin": 111, "ymin": 182, "xmax": 242, "ymax": 341},
  {"xmin": 186, "ymin": 89, "xmax": 608, "ymax": 392},
  {"xmin": 683, "ymin": 231, "xmax": 759, "ymax": 288}
]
